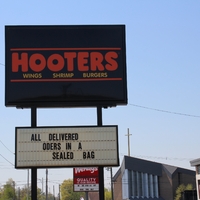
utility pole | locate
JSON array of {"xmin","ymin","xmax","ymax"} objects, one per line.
[
  {"xmin": 125, "ymin": 128, "xmax": 132, "ymax": 156},
  {"xmin": 46, "ymin": 169, "xmax": 48, "ymax": 200},
  {"xmin": 13, "ymin": 181, "xmax": 15, "ymax": 200},
  {"xmin": 53, "ymin": 185, "xmax": 55, "ymax": 200},
  {"xmin": 106, "ymin": 167, "xmax": 114, "ymax": 200},
  {"xmin": 27, "ymin": 169, "xmax": 29, "ymax": 200},
  {"xmin": 42, "ymin": 178, "xmax": 44, "ymax": 194},
  {"xmin": 58, "ymin": 184, "xmax": 61, "ymax": 200},
  {"xmin": 110, "ymin": 167, "xmax": 114, "ymax": 200},
  {"xmin": 18, "ymin": 187, "xmax": 20, "ymax": 200}
]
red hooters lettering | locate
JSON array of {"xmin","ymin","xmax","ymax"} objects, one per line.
[
  {"xmin": 47, "ymin": 54, "xmax": 65, "ymax": 72},
  {"xmin": 12, "ymin": 52, "xmax": 28, "ymax": 72},
  {"xmin": 29, "ymin": 53, "xmax": 46, "ymax": 72},
  {"xmin": 63, "ymin": 52, "xmax": 76, "ymax": 72},
  {"xmin": 11, "ymin": 51, "xmax": 119, "ymax": 72},
  {"xmin": 78, "ymin": 52, "xmax": 89, "ymax": 71},
  {"xmin": 105, "ymin": 52, "xmax": 118, "ymax": 71},
  {"xmin": 90, "ymin": 52, "xmax": 104, "ymax": 71}
]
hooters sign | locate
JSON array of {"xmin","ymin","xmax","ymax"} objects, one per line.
[{"xmin": 5, "ymin": 25, "xmax": 127, "ymax": 108}]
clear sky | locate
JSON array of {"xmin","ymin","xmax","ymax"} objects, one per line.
[{"xmin": 1, "ymin": 0, "xmax": 200, "ymax": 195}]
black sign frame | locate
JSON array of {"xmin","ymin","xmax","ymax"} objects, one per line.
[
  {"xmin": 15, "ymin": 125, "xmax": 119, "ymax": 168},
  {"xmin": 5, "ymin": 25, "xmax": 127, "ymax": 108}
]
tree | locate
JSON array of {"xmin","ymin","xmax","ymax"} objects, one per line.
[
  {"xmin": 0, "ymin": 178, "xmax": 16, "ymax": 200},
  {"xmin": 60, "ymin": 179, "xmax": 85, "ymax": 200},
  {"xmin": 174, "ymin": 183, "xmax": 193, "ymax": 200},
  {"xmin": 20, "ymin": 186, "xmax": 54, "ymax": 200},
  {"xmin": 104, "ymin": 188, "xmax": 112, "ymax": 200},
  {"xmin": 0, "ymin": 179, "xmax": 58, "ymax": 200},
  {"xmin": 19, "ymin": 186, "xmax": 31, "ymax": 200},
  {"xmin": 0, "ymin": 187, "xmax": 3, "ymax": 199}
]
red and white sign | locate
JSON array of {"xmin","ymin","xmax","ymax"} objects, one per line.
[{"xmin": 73, "ymin": 167, "xmax": 99, "ymax": 191}]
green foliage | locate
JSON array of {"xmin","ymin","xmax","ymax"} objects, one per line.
[
  {"xmin": 0, "ymin": 178, "xmax": 57, "ymax": 200},
  {"xmin": 0, "ymin": 178, "xmax": 16, "ymax": 200},
  {"xmin": 60, "ymin": 179, "xmax": 85, "ymax": 200},
  {"xmin": 45, "ymin": 193, "xmax": 55, "ymax": 200},
  {"xmin": 20, "ymin": 186, "xmax": 31, "ymax": 200},
  {"xmin": 37, "ymin": 188, "xmax": 45, "ymax": 200},
  {"xmin": 174, "ymin": 184, "xmax": 193, "ymax": 200},
  {"xmin": 104, "ymin": 188, "xmax": 112, "ymax": 200}
]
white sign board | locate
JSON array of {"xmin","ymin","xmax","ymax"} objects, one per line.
[{"xmin": 15, "ymin": 126, "xmax": 118, "ymax": 168}]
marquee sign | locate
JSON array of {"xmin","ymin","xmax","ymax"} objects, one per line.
[
  {"xmin": 73, "ymin": 167, "xmax": 99, "ymax": 191},
  {"xmin": 5, "ymin": 25, "xmax": 127, "ymax": 108},
  {"xmin": 15, "ymin": 126, "xmax": 119, "ymax": 168}
]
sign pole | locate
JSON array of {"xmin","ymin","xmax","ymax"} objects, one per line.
[
  {"xmin": 31, "ymin": 107, "xmax": 37, "ymax": 200},
  {"xmin": 97, "ymin": 106, "xmax": 105, "ymax": 200},
  {"xmin": 85, "ymin": 191, "xmax": 88, "ymax": 200}
]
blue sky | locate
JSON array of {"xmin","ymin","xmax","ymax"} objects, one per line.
[{"xmin": 0, "ymin": 0, "xmax": 200, "ymax": 194}]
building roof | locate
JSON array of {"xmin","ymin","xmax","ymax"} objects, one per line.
[
  {"xmin": 190, "ymin": 158, "xmax": 200, "ymax": 166},
  {"xmin": 113, "ymin": 156, "xmax": 195, "ymax": 181},
  {"xmin": 123, "ymin": 156, "xmax": 162, "ymax": 176}
]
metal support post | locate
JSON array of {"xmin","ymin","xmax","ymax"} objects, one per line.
[
  {"xmin": 31, "ymin": 107, "xmax": 37, "ymax": 200},
  {"xmin": 97, "ymin": 106, "xmax": 104, "ymax": 200}
]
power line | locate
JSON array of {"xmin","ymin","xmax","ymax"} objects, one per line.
[
  {"xmin": 0, "ymin": 140, "xmax": 14, "ymax": 155},
  {"xmin": 0, "ymin": 154, "xmax": 14, "ymax": 166},
  {"xmin": 129, "ymin": 103, "xmax": 200, "ymax": 118},
  {"xmin": 120, "ymin": 152, "xmax": 194, "ymax": 162},
  {"xmin": 0, "ymin": 59, "xmax": 199, "ymax": 118}
]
